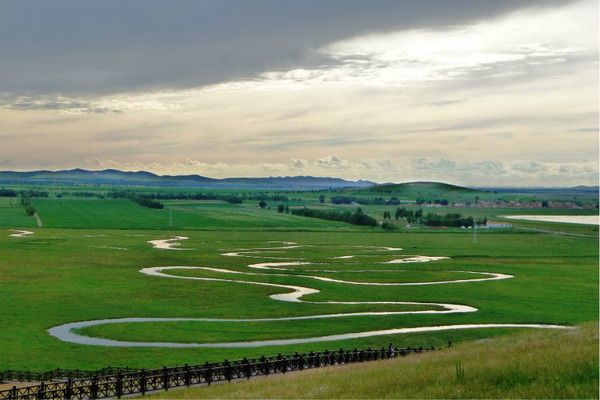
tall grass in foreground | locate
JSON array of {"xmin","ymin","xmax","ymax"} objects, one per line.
[{"xmin": 146, "ymin": 322, "xmax": 598, "ymax": 399}]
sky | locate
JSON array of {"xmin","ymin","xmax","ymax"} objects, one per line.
[{"xmin": 0, "ymin": 0, "xmax": 598, "ymax": 186}]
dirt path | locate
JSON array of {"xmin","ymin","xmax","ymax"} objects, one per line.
[{"xmin": 33, "ymin": 212, "xmax": 42, "ymax": 227}]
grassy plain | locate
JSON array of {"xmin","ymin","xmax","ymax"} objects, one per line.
[
  {"xmin": 26, "ymin": 198, "xmax": 355, "ymax": 231},
  {"xmin": 146, "ymin": 322, "xmax": 598, "ymax": 399},
  {"xmin": 0, "ymin": 227, "xmax": 596, "ymax": 371},
  {"xmin": 0, "ymin": 195, "xmax": 596, "ymax": 237},
  {"xmin": 0, "ymin": 183, "xmax": 597, "ymax": 379},
  {"xmin": 0, "ymin": 197, "xmax": 37, "ymax": 228}
]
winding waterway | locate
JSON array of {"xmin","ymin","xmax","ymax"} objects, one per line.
[{"xmin": 47, "ymin": 238, "xmax": 571, "ymax": 347}]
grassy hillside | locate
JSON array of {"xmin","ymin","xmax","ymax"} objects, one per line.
[
  {"xmin": 146, "ymin": 323, "xmax": 598, "ymax": 399},
  {"xmin": 334, "ymin": 181, "xmax": 495, "ymax": 204},
  {"xmin": 369, "ymin": 181, "xmax": 479, "ymax": 194}
]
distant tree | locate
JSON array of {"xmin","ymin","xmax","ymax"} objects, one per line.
[
  {"xmin": 284, "ymin": 205, "xmax": 290, "ymax": 213},
  {"xmin": 277, "ymin": 204, "xmax": 285, "ymax": 213},
  {"xmin": 259, "ymin": 200, "xmax": 267, "ymax": 209},
  {"xmin": 0, "ymin": 189, "xmax": 17, "ymax": 197},
  {"xmin": 319, "ymin": 194, "xmax": 325, "ymax": 204},
  {"xmin": 541, "ymin": 200, "xmax": 549, "ymax": 208},
  {"xmin": 415, "ymin": 209, "xmax": 423, "ymax": 219},
  {"xmin": 25, "ymin": 205, "xmax": 36, "ymax": 216},
  {"xmin": 383, "ymin": 211, "xmax": 391, "ymax": 220},
  {"xmin": 395, "ymin": 207, "xmax": 408, "ymax": 220},
  {"xmin": 381, "ymin": 221, "xmax": 395, "ymax": 230}
]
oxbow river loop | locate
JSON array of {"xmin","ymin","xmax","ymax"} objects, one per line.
[{"xmin": 47, "ymin": 239, "xmax": 572, "ymax": 347}]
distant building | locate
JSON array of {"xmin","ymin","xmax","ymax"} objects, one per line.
[{"xmin": 486, "ymin": 221, "xmax": 512, "ymax": 229}]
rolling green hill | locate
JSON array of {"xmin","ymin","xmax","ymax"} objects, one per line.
[
  {"xmin": 145, "ymin": 323, "xmax": 598, "ymax": 399},
  {"xmin": 368, "ymin": 181, "xmax": 479, "ymax": 195},
  {"xmin": 333, "ymin": 181, "xmax": 490, "ymax": 204}
]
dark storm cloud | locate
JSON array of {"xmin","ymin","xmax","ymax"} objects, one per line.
[{"xmin": 0, "ymin": 0, "xmax": 568, "ymax": 95}]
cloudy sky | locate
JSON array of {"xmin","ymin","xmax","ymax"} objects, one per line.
[{"xmin": 0, "ymin": 0, "xmax": 598, "ymax": 186}]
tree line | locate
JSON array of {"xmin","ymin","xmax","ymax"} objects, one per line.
[
  {"xmin": 291, "ymin": 207, "xmax": 378, "ymax": 227},
  {"xmin": 20, "ymin": 193, "xmax": 36, "ymax": 216},
  {"xmin": 113, "ymin": 191, "xmax": 291, "ymax": 205},
  {"xmin": 330, "ymin": 196, "xmax": 401, "ymax": 206},
  {"xmin": 0, "ymin": 189, "xmax": 48, "ymax": 198},
  {"xmin": 106, "ymin": 191, "xmax": 164, "ymax": 209},
  {"xmin": 393, "ymin": 207, "xmax": 486, "ymax": 227}
]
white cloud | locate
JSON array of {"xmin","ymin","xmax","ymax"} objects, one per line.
[{"xmin": 208, "ymin": 0, "xmax": 596, "ymax": 91}]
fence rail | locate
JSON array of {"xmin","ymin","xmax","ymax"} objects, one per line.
[
  {"xmin": 0, "ymin": 345, "xmax": 434, "ymax": 400},
  {"xmin": 0, "ymin": 368, "xmax": 139, "ymax": 385}
]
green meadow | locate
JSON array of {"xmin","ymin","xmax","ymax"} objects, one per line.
[
  {"xmin": 0, "ymin": 183, "xmax": 597, "ymax": 386},
  {"xmin": 27, "ymin": 198, "xmax": 354, "ymax": 231},
  {"xmin": 0, "ymin": 227, "xmax": 597, "ymax": 370}
]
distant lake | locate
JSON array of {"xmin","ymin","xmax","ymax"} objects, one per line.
[{"xmin": 503, "ymin": 215, "xmax": 599, "ymax": 225}]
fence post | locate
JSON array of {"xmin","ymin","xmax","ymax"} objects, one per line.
[
  {"xmin": 162, "ymin": 366, "xmax": 169, "ymax": 391},
  {"xmin": 90, "ymin": 376, "xmax": 98, "ymax": 400},
  {"xmin": 184, "ymin": 364, "xmax": 190, "ymax": 387},
  {"xmin": 241, "ymin": 358, "xmax": 251, "ymax": 379},
  {"xmin": 204, "ymin": 362, "xmax": 213, "ymax": 385},
  {"xmin": 65, "ymin": 378, "xmax": 73, "ymax": 400},
  {"xmin": 115, "ymin": 372, "xmax": 123, "ymax": 399},
  {"xmin": 257, "ymin": 356, "xmax": 266, "ymax": 376},
  {"xmin": 139, "ymin": 369, "xmax": 146, "ymax": 396},
  {"xmin": 316, "ymin": 351, "xmax": 322, "ymax": 367},
  {"xmin": 37, "ymin": 381, "xmax": 45, "ymax": 400},
  {"xmin": 224, "ymin": 360, "xmax": 232, "ymax": 382},
  {"xmin": 11, "ymin": 385, "xmax": 17, "ymax": 400},
  {"xmin": 281, "ymin": 355, "xmax": 288, "ymax": 374},
  {"xmin": 275, "ymin": 354, "xmax": 283, "ymax": 373}
]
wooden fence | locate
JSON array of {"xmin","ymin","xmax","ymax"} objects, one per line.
[
  {"xmin": 0, "ymin": 368, "xmax": 138, "ymax": 385},
  {"xmin": 0, "ymin": 346, "xmax": 434, "ymax": 400}
]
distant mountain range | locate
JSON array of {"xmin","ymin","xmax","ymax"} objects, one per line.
[
  {"xmin": 1, "ymin": 168, "xmax": 596, "ymax": 193},
  {"xmin": 0, "ymin": 169, "xmax": 376, "ymax": 190},
  {"xmin": 474, "ymin": 185, "xmax": 599, "ymax": 195}
]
